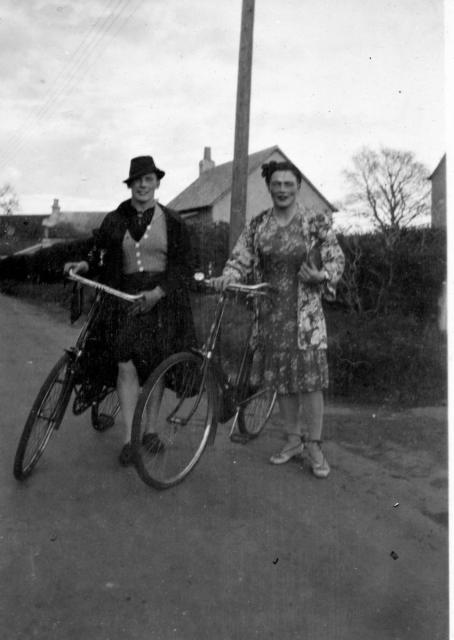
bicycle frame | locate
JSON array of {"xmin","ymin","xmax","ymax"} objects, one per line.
[
  {"xmin": 193, "ymin": 280, "xmax": 274, "ymax": 440},
  {"xmin": 67, "ymin": 270, "xmax": 142, "ymax": 354},
  {"xmin": 13, "ymin": 272, "xmax": 144, "ymax": 479},
  {"xmin": 65, "ymin": 271, "xmax": 144, "ymax": 412}
]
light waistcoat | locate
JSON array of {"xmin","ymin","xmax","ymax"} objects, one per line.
[{"xmin": 122, "ymin": 204, "xmax": 168, "ymax": 275}]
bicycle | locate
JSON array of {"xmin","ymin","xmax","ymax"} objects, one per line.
[
  {"xmin": 131, "ymin": 273, "xmax": 277, "ymax": 490},
  {"xmin": 13, "ymin": 270, "xmax": 142, "ymax": 480}
]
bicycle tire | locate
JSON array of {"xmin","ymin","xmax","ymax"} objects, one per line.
[
  {"xmin": 131, "ymin": 352, "xmax": 216, "ymax": 489},
  {"xmin": 91, "ymin": 389, "xmax": 120, "ymax": 431},
  {"xmin": 237, "ymin": 388, "xmax": 277, "ymax": 439},
  {"xmin": 13, "ymin": 353, "xmax": 74, "ymax": 480}
]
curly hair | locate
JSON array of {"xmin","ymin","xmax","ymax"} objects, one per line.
[{"xmin": 261, "ymin": 160, "xmax": 303, "ymax": 186}]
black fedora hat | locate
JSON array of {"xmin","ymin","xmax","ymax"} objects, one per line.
[{"xmin": 124, "ymin": 156, "xmax": 165, "ymax": 185}]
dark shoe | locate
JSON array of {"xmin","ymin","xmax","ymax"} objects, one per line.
[
  {"xmin": 92, "ymin": 414, "xmax": 115, "ymax": 432},
  {"xmin": 118, "ymin": 443, "xmax": 134, "ymax": 467},
  {"xmin": 142, "ymin": 432, "xmax": 165, "ymax": 454}
]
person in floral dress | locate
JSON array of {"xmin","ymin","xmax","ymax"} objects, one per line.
[{"xmin": 214, "ymin": 161, "xmax": 344, "ymax": 478}]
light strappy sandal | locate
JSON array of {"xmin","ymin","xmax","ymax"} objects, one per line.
[
  {"xmin": 269, "ymin": 440, "xmax": 304, "ymax": 465},
  {"xmin": 306, "ymin": 439, "xmax": 330, "ymax": 478}
]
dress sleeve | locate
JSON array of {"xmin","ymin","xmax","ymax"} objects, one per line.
[
  {"xmin": 319, "ymin": 227, "xmax": 345, "ymax": 301},
  {"xmin": 308, "ymin": 211, "xmax": 345, "ymax": 301},
  {"xmin": 222, "ymin": 221, "xmax": 256, "ymax": 282}
]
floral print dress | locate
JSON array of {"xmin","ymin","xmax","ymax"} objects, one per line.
[{"xmin": 223, "ymin": 205, "xmax": 345, "ymax": 395}]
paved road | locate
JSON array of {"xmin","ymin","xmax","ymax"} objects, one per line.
[{"xmin": 0, "ymin": 294, "xmax": 448, "ymax": 640}]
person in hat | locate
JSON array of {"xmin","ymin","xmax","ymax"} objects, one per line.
[
  {"xmin": 64, "ymin": 155, "xmax": 196, "ymax": 466},
  {"xmin": 212, "ymin": 161, "xmax": 344, "ymax": 478}
]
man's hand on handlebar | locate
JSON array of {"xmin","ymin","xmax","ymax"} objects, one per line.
[
  {"xmin": 210, "ymin": 274, "xmax": 238, "ymax": 292},
  {"xmin": 129, "ymin": 287, "xmax": 165, "ymax": 316},
  {"xmin": 63, "ymin": 261, "xmax": 89, "ymax": 276}
]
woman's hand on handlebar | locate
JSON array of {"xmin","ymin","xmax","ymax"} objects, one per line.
[
  {"xmin": 63, "ymin": 261, "xmax": 89, "ymax": 276},
  {"xmin": 129, "ymin": 287, "xmax": 165, "ymax": 316}
]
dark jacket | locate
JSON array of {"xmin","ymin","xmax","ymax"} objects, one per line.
[
  {"xmin": 82, "ymin": 200, "xmax": 197, "ymax": 357},
  {"xmin": 88, "ymin": 200, "xmax": 193, "ymax": 291}
]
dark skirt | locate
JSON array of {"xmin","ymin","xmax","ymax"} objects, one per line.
[{"xmin": 89, "ymin": 272, "xmax": 196, "ymax": 387}]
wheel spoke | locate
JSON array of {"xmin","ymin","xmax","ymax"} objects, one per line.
[
  {"xmin": 14, "ymin": 354, "xmax": 73, "ymax": 480},
  {"xmin": 237, "ymin": 387, "xmax": 276, "ymax": 438},
  {"xmin": 132, "ymin": 353, "xmax": 215, "ymax": 489}
]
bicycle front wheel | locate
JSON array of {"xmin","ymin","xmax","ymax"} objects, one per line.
[
  {"xmin": 131, "ymin": 352, "xmax": 216, "ymax": 489},
  {"xmin": 237, "ymin": 387, "xmax": 277, "ymax": 439},
  {"xmin": 91, "ymin": 389, "xmax": 120, "ymax": 431},
  {"xmin": 13, "ymin": 353, "xmax": 74, "ymax": 480}
]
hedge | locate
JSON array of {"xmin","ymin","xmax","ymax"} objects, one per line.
[{"xmin": 0, "ymin": 221, "xmax": 447, "ymax": 405}]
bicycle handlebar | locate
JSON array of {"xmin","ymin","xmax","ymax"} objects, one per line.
[
  {"xmin": 194, "ymin": 272, "xmax": 275, "ymax": 296},
  {"xmin": 224, "ymin": 282, "xmax": 275, "ymax": 295},
  {"xmin": 68, "ymin": 270, "xmax": 144, "ymax": 303}
]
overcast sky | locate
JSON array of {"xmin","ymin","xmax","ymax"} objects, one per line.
[{"xmin": 0, "ymin": 0, "xmax": 446, "ymax": 214}]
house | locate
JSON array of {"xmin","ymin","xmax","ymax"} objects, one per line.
[
  {"xmin": 0, "ymin": 199, "xmax": 106, "ymax": 258},
  {"xmin": 42, "ymin": 199, "xmax": 106, "ymax": 240},
  {"xmin": 429, "ymin": 154, "xmax": 446, "ymax": 229},
  {"xmin": 0, "ymin": 214, "xmax": 50, "ymax": 257},
  {"xmin": 167, "ymin": 146, "xmax": 336, "ymax": 224},
  {"xmin": 1, "ymin": 147, "xmax": 335, "ymax": 256}
]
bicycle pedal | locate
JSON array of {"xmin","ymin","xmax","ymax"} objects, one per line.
[{"xmin": 230, "ymin": 432, "xmax": 251, "ymax": 445}]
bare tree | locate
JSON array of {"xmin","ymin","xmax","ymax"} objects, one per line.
[
  {"xmin": 340, "ymin": 148, "xmax": 432, "ymax": 315},
  {"xmin": 337, "ymin": 235, "xmax": 364, "ymax": 315},
  {"xmin": 0, "ymin": 184, "xmax": 19, "ymax": 215},
  {"xmin": 343, "ymin": 147, "xmax": 430, "ymax": 243}
]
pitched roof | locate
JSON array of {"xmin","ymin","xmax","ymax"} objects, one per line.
[
  {"xmin": 167, "ymin": 145, "xmax": 336, "ymax": 212},
  {"xmin": 42, "ymin": 210, "xmax": 106, "ymax": 229},
  {"xmin": 167, "ymin": 146, "xmax": 277, "ymax": 211},
  {"xmin": 428, "ymin": 153, "xmax": 446, "ymax": 180}
]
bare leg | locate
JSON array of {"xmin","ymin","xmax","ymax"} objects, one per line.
[
  {"xmin": 299, "ymin": 390, "xmax": 324, "ymax": 441},
  {"xmin": 269, "ymin": 393, "xmax": 304, "ymax": 464},
  {"xmin": 117, "ymin": 360, "xmax": 140, "ymax": 445},
  {"xmin": 300, "ymin": 390, "xmax": 330, "ymax": 477},
  {"xmin": 277, "ymin": 393, "xmax": 302, "ymax": 446}
]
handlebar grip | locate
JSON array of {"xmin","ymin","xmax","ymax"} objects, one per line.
[
  {"xmin": 68, "ymin": 270, "xmax": 143, "ymax": 302},
  {"xmin": 192, "ymin": 273, "xmax": 275, "ymax": 296}
]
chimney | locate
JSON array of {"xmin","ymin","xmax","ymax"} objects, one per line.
[
  {"xmin": 199, "ymin": 147, "xmax": 215, "ymax": 175},
  {"xmin": 52, "ymin": 198, "xmax": 61, "ymax": 215}
]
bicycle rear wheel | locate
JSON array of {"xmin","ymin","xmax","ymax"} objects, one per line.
[
  {"xmin": 13, "ymin": 353, "xmax": 74, "ymax": 480},
  {"xmin": 131, "ymin": 352, "xmax": 216, "ymax": 489},
  {"xmin": 237, "ymin": 387, "xmax": 277, "ymax": 439},
  {"xmin": 91, "ymin": 389, "xmax": 120, "ymax": 431}
]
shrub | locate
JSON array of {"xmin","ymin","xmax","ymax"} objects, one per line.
[
  {"xmin": 187, "ymin": 220, "xmax": 230, "ymax": 276},
  {"xmin": 0, "ymin": 221, "xmax": 446, "ymax": 406},
  {"xmin": 327, "ymin": 309, "xmax": 446, "ymax": 405},
  {"xmin": 0, "ymin": 238, "xmax": 92, "ymax": 282},
  {"xmin": 337, "ymin": 227, "xmax": 446, "ymax": 318}
]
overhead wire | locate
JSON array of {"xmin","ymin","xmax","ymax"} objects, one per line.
[
  {"xmin": 31, "ymin": 0, "xmax": 131, "ymax": 122},
  {"xmin": 0, "ymin": 0, "xmax": 123, "ymax": 160},
  {"xmin": 0, "ymin": 0, "xmax": 142, "ymax": 171}
]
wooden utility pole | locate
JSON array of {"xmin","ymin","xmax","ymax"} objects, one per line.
[{"xmin": 229, "ymin": 0, "xmax": 255, "ymax": 252}]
